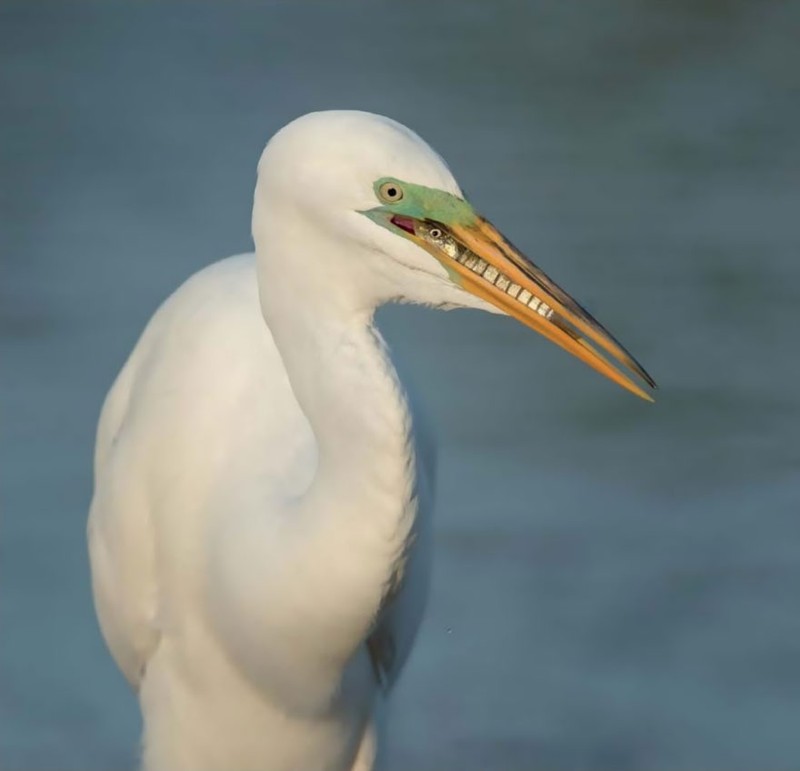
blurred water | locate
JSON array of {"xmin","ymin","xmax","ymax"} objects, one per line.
[{"xmin": 1, "ymin": 1, "xmax": 799, "ymax": 769}]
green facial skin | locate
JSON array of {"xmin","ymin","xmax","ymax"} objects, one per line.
[
  {"xmin": 361, "ymin": 177, "xmax": 478, "ymax": 285},
  {"xmin": 361, "ymin": 177, "xmax": 478, "ymax": 231},
  {"xmin": 360, "ymin": 177, "xmax": 481, "ymax": 284}
]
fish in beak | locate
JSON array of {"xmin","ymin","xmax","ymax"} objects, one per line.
[{"xmin": 365, "ymin": 178, "xmax": 656, "ymax": 401}]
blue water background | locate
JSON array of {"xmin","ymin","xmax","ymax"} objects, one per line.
[{"xmin": 1, "ymin": 2, "xmax": 799, "ymax": 768}]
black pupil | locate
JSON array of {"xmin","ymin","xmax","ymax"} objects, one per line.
[{"xmin": 387, "ymin": 187, "xmax": 397, "ymax": 198}]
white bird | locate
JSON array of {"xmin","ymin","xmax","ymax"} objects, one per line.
[{"xmin": 88, "ymin": 110, "xmax": 655, "ymax": 771}]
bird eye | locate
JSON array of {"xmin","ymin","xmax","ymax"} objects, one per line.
[{"xmin": 379, "ymin": 181, "xmax": 404, "ymax": 203}]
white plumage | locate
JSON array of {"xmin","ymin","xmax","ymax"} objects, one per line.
[{"xmin": 89, "ymin": 110, "xmax": 653, "ymax": 771}]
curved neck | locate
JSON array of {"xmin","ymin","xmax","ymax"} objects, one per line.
[
  {"xmin": 272, "ymin": 300, "xmax": 414, "ymax": 504},
  {"xmin": 253, "ymin": 219, "xmax": 418, "ymax": 682},
  {"xmin": 255, "ymin": 200, "xmax": 415, "ymax": 509}
]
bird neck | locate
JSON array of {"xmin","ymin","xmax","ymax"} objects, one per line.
[
  {"xmin": 255, "ymin": 229, "xmax": 418, "ymax": 680},
  {"xmin": 255, "ymin": 207, "xmax": 416, "ymax": 514},
  {"xmin": 276, "ymin": 302, "xmax": 415, "ymax": 503}
]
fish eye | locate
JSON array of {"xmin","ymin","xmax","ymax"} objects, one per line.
[
  {"xmin": 428, "ymin": 227, "xmax": 443, "ymax": 239},
  {"xmin": 379, "ymin": 181, "xmax": 403, "ymax": 203}
]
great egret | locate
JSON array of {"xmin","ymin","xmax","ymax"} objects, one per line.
[{"xmin": 88, "ymin": 110, "xmax": 655, "ymax": 771}]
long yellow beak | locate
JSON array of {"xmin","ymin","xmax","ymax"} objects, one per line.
[{"xmin": 394, "ymin": 214, "xmax": 656, "ymax": 401}]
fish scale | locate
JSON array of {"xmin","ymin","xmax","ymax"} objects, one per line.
[{"xmin": 414, "ymin": 220, "xmax": 553, "ymax": 319}]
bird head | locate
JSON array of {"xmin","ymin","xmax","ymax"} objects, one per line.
[{"xmin": 253, "ymin": 110, "xmax": 655, "ymax": 400}]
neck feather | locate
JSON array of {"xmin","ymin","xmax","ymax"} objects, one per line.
[{"xmin": 255, "ymin": 226, "xmax": 418, "ymax": 676}]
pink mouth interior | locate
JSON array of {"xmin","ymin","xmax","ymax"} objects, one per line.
[{"xmin": 390, "ymin": 215, "xmax": 416, "ymax": 234}]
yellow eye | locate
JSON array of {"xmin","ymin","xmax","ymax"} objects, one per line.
[{"xmin": 378, "ymin": 181, "xmax": 404, "ymax": 203}]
